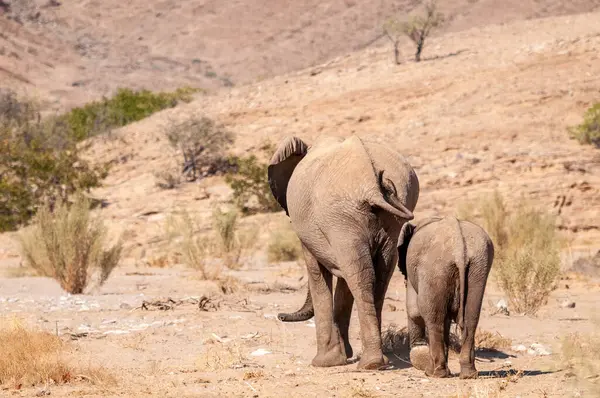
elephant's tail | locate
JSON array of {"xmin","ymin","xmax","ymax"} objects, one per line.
[
  {"xmin": 277, "ymin": 286, "xmax": 314, "ymax": 322},
  {"xmin": 449, "ymin": 216, "xmax": 468, "ymax": 332}
]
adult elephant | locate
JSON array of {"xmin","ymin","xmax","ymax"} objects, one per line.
[{"xmin": 268, "ymin": 135, "xmax": 419, "ymax": 370}]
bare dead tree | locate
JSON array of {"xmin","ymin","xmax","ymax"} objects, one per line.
[{"xmin": 401, "ymin": 0, "xmax": 445, "ymax": 62}]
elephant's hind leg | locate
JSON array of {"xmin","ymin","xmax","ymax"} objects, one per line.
[
  {"xmin": 333, "ymin": 278, "xmax": 354, "ymax": 358},
  {"xmin": 340, "ymin": 246, "xmax": 387, "ymax": 370},
  {"xmin": 406, "ymin": 278, "xmax": 428, "ymax": 371},
  {"xmin": 418, "ymin": 286, "xmax": 451, "ymax": 378},
  {"xmin": 303, "ymin": 245, "xmax": 347, "ymax": 368}
]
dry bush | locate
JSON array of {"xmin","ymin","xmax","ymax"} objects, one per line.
[
  {"xmin": 0, "ymin": 320, "xmax": 71, "ymax": 388},
  {"xmin": 217, "ymin": 275, "xmax": 245, "ymax": 295},
  {"xmin": 165, "ymin": 116, "xmax": 236, "ymax": 182},
  {"xmin": 457, "ymin": 191, "xmax": 561, "ymax": 315},
  {"xmin": 154, "ymin": 170, "xmax": 181, "ymax": 190},
  {"xmin": 267, "ymin": 222, "xmax": 302, "ymax": 263},
  {"xmin": 473, "ymin": 329, "xmax": 512, "ymax": 351},
  {"xmin": 211, "ymin": 207, "xmax": 257, "ymax": 269},
  {"xmin": 562, "ymin": 330, "xmax": 600, "ymax": 394},
  {"xmin": 242, "ymin": 370, "xmax": 265, "ymax": 380},
  {"xmin": 18, "ymin": 193, "xmax": 122, "ymax": 294},
  {"xmin": 166, "ymin": 209, "xmax": 220, "ymax": 280}
]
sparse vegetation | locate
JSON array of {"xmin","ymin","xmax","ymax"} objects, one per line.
[
  {"xmin": 562, "ymin": 329, "xmax": 600, "ymax": 394},
  {"xmin": 18, "ymin": 193, "xmax": 122, "ymax": 294},
  {"xmin": 211, "ymin": 207, "xmax": 257, "ymax": 269},
  {"xmin": 165, "ymin": 115, "xmax": 236, "ymax": 182},
  {"xmin": 267, "ymin": 222, "xmax": 302, "ymax": 263},
  {"xmin": 568, "ymin": 102, "xmax": 600, "ymax": 148},
  {"xmin": 0, "ymin": 89, "xmax": 107, "ymax": 232},
  {"xmin": 458, "ymin": 191, "xmax": 562, "ymax": 315},
  {"xmin": 225, "ymin": 144, "xmax": 281, "ymax": 215},
  {"xmin": 0, "ymin": 319, "xmax": 71, "ymax": 388},
  {"xmin": 0, "ymin": 319, "xmax": 116, "ymax": 389},
  {"xmin": 64, "ymin": 87, "xmax": 200, "ymax": 141},
  {"xmin": 385, "ymin": 0, "xmax": 445, "ymax": 63}
]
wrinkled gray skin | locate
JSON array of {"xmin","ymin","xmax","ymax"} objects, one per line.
[
  {"xmin": 268, "ymin": 135, "xmax": 419, "ymax": 370},
  {"xmin": 398, "ymin": 216, "xmax": 494, "ymax": 379}
]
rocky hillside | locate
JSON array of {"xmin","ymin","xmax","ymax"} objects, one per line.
[
  {"xmin": 64, "ymin": 10, "xmax": 600, "ymax": 267},
  {"xmin": 1, "ymin": 0, "xmax": 600, "ymax": 111}
]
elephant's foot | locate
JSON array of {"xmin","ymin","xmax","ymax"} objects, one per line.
[
  {"xmin": 357, "ymin": 352, "xmax": 389, "ymax": 370},
  {"xmin": 425, "ymin": 364, "xmax": 451, "ymax": 378},
  {"xmin": 409, "ymin": 345, "xmax": 429, "ymax": 371},
  {"xmin": 311, "ymin": 345, "xmax": 348, "ymax": 368},
  {"xmin": 459, "ymin": 365, "xmax": 478, "ymax": 379}
]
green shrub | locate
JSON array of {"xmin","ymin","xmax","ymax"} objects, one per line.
[
  {"xmin": 18, "ymin": 193, "xmax": 122, "ymax": 294},
  {"xmin": 568, "ymin": 103, "xmax": 600, "ymax": 148},
  {"xmin": 63, "ymin": 87, "xmax": 200, "ymax": 141},
  {"xmin": 225, "ymin": 145, "xmax": 281, "ymax": 215},
  {"xmin": 0, "ymin": 90, "xmax": 107, "ymax": 232}
]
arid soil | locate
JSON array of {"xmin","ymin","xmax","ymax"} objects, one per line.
[{"xmin": 1, "ymin": 2, "xmax": 600, "ymax": 398}]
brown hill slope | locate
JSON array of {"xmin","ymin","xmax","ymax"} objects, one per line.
[
  {"xmin": 75, "ymin": 10, "xmax": 600, "ymax": 266},
  {"xmin": 1, "ymin": 0, "xmax": 600, "ymax": 110}
]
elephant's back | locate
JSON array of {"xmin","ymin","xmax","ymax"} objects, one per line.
[{"xmin": 459, "ymin": 220, "xmax": 495, "ymax": 266}]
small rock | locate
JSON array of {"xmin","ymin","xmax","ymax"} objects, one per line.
[
  {"xmin": 250, "ymin": 348, "xmax": 271, "ymax": 357},
  {"xmin": 529, "ymin": 343, "xmax": 552, "ymax": 356},
  {"xmin": 384, "ymin": 303, "xmax": 397, "ymax": 312},
  {"xmin": 559, "ymin": 300, "xmax": 576, "ymax": 309},
  {"xmin": 512, "ymin": 344, "xmax": 527, "ymax": 352},
  {"xmin": 495, "ymin": 299, "xmax": 510, "ymax": 316},
  {"xmin": 120, "ymin": 303, "xmax": 132, "ymax": 310}
]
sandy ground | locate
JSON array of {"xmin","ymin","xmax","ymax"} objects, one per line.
[{"xmin": 0, "ymin": 259, "xmax": 599, "ymax": 397}]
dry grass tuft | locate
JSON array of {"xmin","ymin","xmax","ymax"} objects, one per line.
[
  {"xmin": 458, "ymin": 191, "xmax": 562, "ymax": 315},
  {"xmin": 474, "ymin": 329, "xmax": 512, "ymax": 351},
  {"xmin": 216, "ymin": 275, "xmax": 245, "ymax": 295},
  {"xmin": 381, "ymin": 323, "xmax": 410, "ymax": 355},
  {"xmin": 267, "ymin": 222, "xmax": 303, "ymax": 263},
  {"xmin": 347, "ymin": 384, "xmax": 379, "ymax": 398},
  {"xmin": 562, "ymin": 329, "xmax": 600, "ymax": 394},
  {"xmin": 242, "ymin": 370, "xmax": 265, "ymax": 380},
  {"xmin": 211, "ymin": 207, "xmax": 258, "ymax": 270},
  {"xmin": 196, "ymin": 343, "xmax": 246, "ymax": 372},
  {"xmin": 18, "ymin": 193, "xmax": 122, "ymax": 294},
  {"xmin": 0, "ymin": 320, "xmax": 71, "ymax": 388},
  {"xmin": 165, "ymin": 207, "xmax": 257, "ymax": 278}
]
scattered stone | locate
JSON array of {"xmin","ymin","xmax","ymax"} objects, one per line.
[
  {"xmin": 495, "ymin": 299, "xmax": 510, "ymax": 316},
  {"xmin": 559, "ymin": 300, "xmax": 576, "ymax": 309},
  {"xmin": 120, "ymin": 303, "xmax": 132, "ymax": 310},
  {"xmin": 250, "ymin": 348, "xmax": 271, "ymax": 357},
  {"xmin": 528, "ymin": 343, "xmax": 552, "ymax": 356},
  {"xmin": 512, "ymin": 344, "xmax": 527, "ymax": 352}
]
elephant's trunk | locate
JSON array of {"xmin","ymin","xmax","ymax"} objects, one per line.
[
  {"xmin": 449, "ymin": 216, "xmax": 468, "ymax": 333},
  {"xmin": 277, "ymin": 286, "xmax": 314, "ymax": 322}
]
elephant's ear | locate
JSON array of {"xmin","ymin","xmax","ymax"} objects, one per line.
[
  {"xmin": 267, "ymin": 136, "xmax": 309, "ymax": 215},
  {"xmin": 397, "ymin": 222, "xmax": 414, "ymax": 280}
]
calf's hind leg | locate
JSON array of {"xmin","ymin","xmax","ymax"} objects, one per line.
[{"xmin": 418, "ymin": 283, "xmax": 451, "ymax": 378}]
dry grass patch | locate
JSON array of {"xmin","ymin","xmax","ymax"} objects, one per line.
[
  {"xmin": 562, "ymin": 329, "xmax": 600, "ymax": 394},
  {"xmin": 18, "ymin": 193, "xmax": 122, "ymax": 294},
  {"xmin": 196, "ymin": 342, "xmax": 246, "ymax": 372},
  {"xmin": 458, "ymin": 191, "xmax": 562, "ymax": 315},
  {"xmin": 165, "ymin": 207, "xmax": 258, "ymax": 278},
  {"xmin": 242, "ymin": 370, "xmax": 265, "ymax": 380},
  {"xmin": 0, "ymin": 320, "xmax": 116, "ymax": 390},
  {"xmin": 0, "ymin": 320, "xmax": 71, "ymax": 388},
  {"xmin": 267, "ymin": 222, "xmax": 302, "ymax": 263}
]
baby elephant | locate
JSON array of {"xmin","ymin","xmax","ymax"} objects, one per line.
[{"xmin": 397, "ymin": 216, "xmax": 494, "ymax": 379}]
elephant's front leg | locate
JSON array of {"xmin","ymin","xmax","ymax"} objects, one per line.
[
  {"xmin": 333, "ymin": 278, "xmax": 354, "ymax": 358},
  {"xmin": 304, "ymin": 245, "xmax": 348, "ymax": 368}
]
